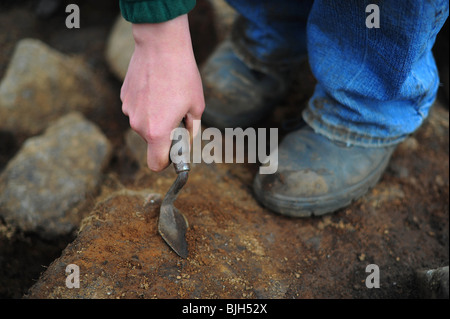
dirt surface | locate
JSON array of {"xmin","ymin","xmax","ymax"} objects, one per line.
[
  {"xmin": 24, "ymin": 103, "xmax": 449, "ymax": 299},
  {"xmin": 1, "ymin": 0, "xmax": 449, "ymax": 299}
]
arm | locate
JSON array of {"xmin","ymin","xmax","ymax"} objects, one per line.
[{"xmin": 120, "ymin": 13, "xmax": 204, "ymax": 172}]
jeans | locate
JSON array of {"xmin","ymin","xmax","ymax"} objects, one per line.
[{"xmin": 226, "ymin": 0, "xmax": 449, "ymax": 147}]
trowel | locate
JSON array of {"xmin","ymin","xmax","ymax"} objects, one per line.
[{"xmin": 158, "ymin": 122, "xmax": 190, "ymax": 258}]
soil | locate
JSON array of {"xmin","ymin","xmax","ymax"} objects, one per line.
[{"xmin": 0, "ymin": 0, "xmax": 449, "ymax": 299}]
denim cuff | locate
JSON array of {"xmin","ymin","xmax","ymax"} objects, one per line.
[
  {"xmin": 302, "ymin": 89, "xmax": 421, "ymax": 148},
  {"xmin": 303, "ymin": 106, "xmax": 408, "ymax": 148}
]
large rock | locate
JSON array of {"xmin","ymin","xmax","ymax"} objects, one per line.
[
  {"xmin": 0, "ymin": 112, "xmax": 112, "ymax": 238},
  {"xmin": 25, "ymin": 170, "xmax": 310, "ymax": 299},
  {"xmin": 0, "ymin": 38, "xmax": 114, "ymax": 138}
]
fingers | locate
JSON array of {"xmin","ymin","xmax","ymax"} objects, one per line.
[
  {"xmin": 145, "ymin": 110, "xmax": 203, "ymax": 172},
  {"xmin": 122, "ymin": 98, "xmax": 204, "ymax": 172}
]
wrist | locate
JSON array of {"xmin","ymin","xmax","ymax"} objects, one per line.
[{"xmin": 132, "ymin": 14, "xmax": 192, "ymax": 51}]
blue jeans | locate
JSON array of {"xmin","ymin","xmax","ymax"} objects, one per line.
[{"xmin": 226, "ymin": 0, "xmax": 449, "ymax": 147}]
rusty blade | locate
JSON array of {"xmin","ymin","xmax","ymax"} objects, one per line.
[{"xmin": 158, "ymin": 171, "xmax": 189, "ymax": 258}]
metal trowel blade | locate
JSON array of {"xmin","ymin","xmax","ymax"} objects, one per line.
[{"xmin": 158, "ymin": 205, "xmax": 188, "ymax": 258}]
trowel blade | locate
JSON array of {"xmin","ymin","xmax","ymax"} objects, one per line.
[{"xmin": 158, "ymin": 205, "xmax": 188, "ymax": 258}]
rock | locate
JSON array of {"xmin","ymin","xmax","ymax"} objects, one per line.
[
  {"xmin": 0, "ymin": 38, "xmax": 114, "ymax": 138},
  {"xmin": 105, "ymin": 15, "xmax": 133, "ymax": 81},
  {"xmin": 416, "ymin": 266, "xmax": 449, "ymax": 299},
  {"xmin": 0, "ymin": 112, "xmax": 112, "ymax": 238}
]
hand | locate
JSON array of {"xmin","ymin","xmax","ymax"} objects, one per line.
[{"xmin": 120, "ymin": 14, "xmax": 205, "ymax": 171}]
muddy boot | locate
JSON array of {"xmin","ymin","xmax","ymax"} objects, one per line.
[
  {"xmin": 253, "ymin": 125, "xmax": 397, "ymax": 217},
  {"xmin": 200, "ymin": 40, "xmax": 292, "ymax": 130}
]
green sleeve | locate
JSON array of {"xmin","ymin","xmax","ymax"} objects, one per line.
[{"xmin": 119, "ymin": 0, "xmax": 196, "ymax": 23}]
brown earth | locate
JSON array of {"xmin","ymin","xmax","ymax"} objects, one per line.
[
  {"xmin": 0, "ymin": 0, "xmax": 449, "ymax": 299},
  {"xmin": 23, "ymin": 103, "xmax": 449, "ymax": 299}
]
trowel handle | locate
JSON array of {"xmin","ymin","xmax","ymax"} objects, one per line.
[{"xmin": 171, "ymin": 120, "xmax": 191, "ymax": 174}]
